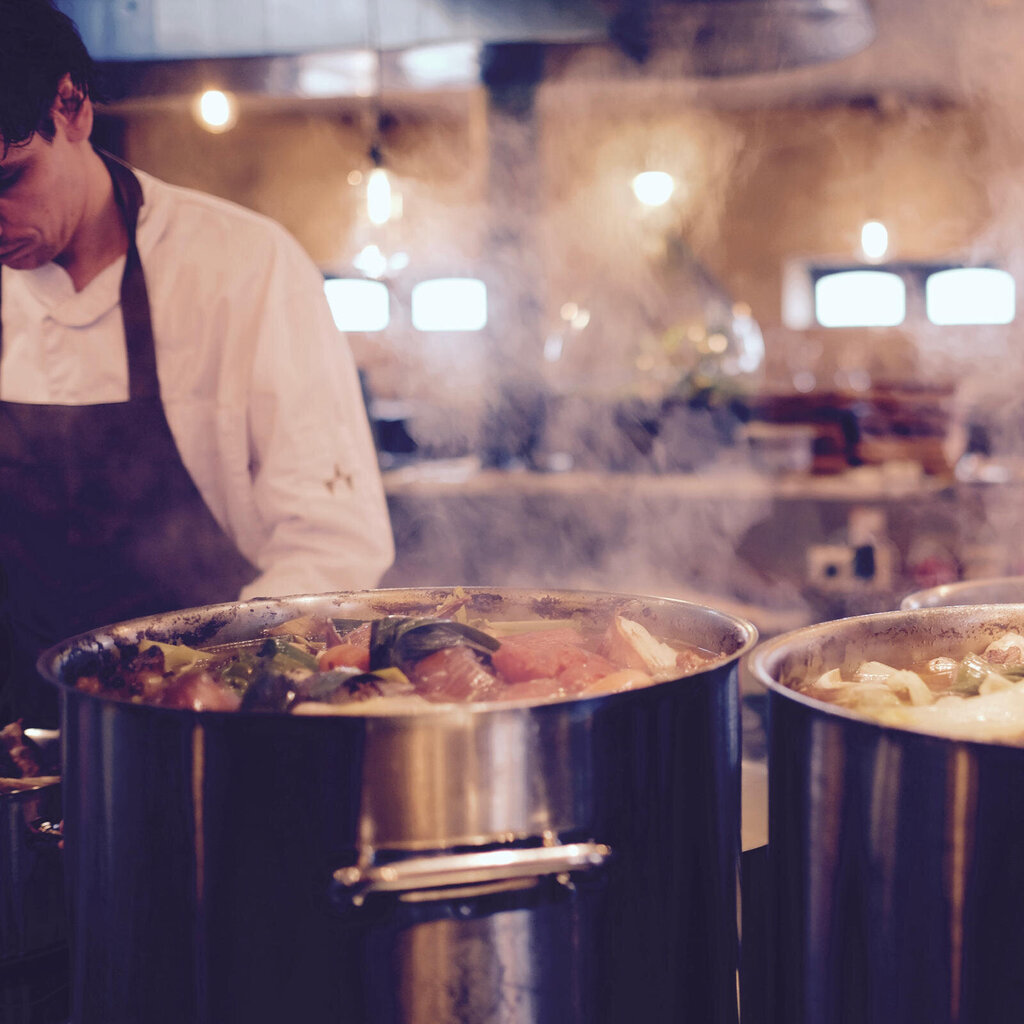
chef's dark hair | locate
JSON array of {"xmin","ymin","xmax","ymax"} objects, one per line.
[{"xmin": 0, "ymin": 0, "xmax": 100, "ymax": 154}]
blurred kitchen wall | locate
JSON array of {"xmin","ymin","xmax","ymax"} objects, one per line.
[
  {"xmin": 108, "ymin": 80, "xmax": 1005, "ymax": 404},
  {"xmin": 80, "ymin": 0, "xmax": 1024, "ymax": 626}
]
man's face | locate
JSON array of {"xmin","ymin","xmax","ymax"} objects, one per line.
[{"xmin": 0, "ymin": 124, "xmax": 87, "ymax": 271}]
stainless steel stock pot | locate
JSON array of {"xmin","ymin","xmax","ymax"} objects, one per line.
[
  {"xmin": 747, "ymin": 604, "xmax": 1024, "ymax": 1024},
  {"xmin": 38, "ymin": 587, "xmax": 757, "ymax": 1024}
]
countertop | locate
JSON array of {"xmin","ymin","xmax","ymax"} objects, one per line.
[
  {"xmin": 379, "ymin": 459, "xmax": 995, "ymax": 639},
  {"xmin": 382, "ymin": 458, "xmax": 956, "ymax": 502}
]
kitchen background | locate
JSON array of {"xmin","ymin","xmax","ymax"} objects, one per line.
[{"xmin": 61, "ymin": 0, "xmax": 1024, "ymax": 637}]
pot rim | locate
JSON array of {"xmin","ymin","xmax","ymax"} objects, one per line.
[
  {"xmin": 0, "ymin": 777, "xmax": 61, "ymax": 801},
  {"xmin": 38, "ymin": 586, "xmax": 759, "ymax": 719},
  {"xmin": 744, "ymin": 602, "xmax": 1024, "ymax": 750},
  {"xmin": 900, "ymin": 574, "xmax": 1024, "ymax": 610}
]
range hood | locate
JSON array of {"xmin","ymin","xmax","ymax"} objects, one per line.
[
  {"xmin": 605, "ymin": 0, "xmax": 876, "ymax": 77},
  {"xmin": 57, "ymin": 0, "xmax": 876, "ymax": 97}
]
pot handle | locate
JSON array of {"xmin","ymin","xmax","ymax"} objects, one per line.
[{"xmin": 333, "ymin": 841, "xmax": 611, "ymax": 902}]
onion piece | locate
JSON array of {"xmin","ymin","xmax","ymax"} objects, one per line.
[
  {"xmin": 603, "ymin": 616, "xmax": 679, "ymax": 673},
  {"xmin": 855, "ymin": 662, "xmax": 934, "ymax": 705}
]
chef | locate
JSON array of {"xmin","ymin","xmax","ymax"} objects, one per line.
[{"xmin": 0, "ymin": 0, "xmax": 395, "ymax": 725}]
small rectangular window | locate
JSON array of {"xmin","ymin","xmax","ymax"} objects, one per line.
[
  {"xmin": 925, "ymin": 267, "xmax": 1015, "ymax": 325},
  {"xmin": 790, "ymin": 259, "xmax": 1018, "ymax": 331},
  {"xmin": 324, "ymin": 278, "xmax": 390, "ymax": 333},
  {"xmin": 411, "ymin": 278, "xmax": 488, "ymax": 332},
  {"xmin": 814, "ymin": 270, "xmax": 906, "ymax": 328}
]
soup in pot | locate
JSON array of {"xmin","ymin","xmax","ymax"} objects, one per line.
[
  {"xmin": 796, "ymin": 630, "xmax": 1024, "ymax": 743},
  {"xmin": 64, "ymin": 592, "xmax": 721, "ymax": 713}
]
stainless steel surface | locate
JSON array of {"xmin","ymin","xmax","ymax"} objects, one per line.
[
  {"xmin": 901, "ymin": 575, "xmax": 1024, "ymax": 609},
  {"xmin": 746, "ymin": 604, "xmax": 1024, "ymax": 1024},
  {"xmin": 334, "ymin": 841, "xmax": 611, "ymax": 899},
  {"xmin": 40, "ymin": 586, "xmax": 757, "ymax": 1024},
  {"xmin": 0, "ymin": 780, "xmax": 65, "ymax": 965},
  {"xmin": 389, "ymin": 896, "xmax": 567, "ymax": 1024},
  {"xmin": 59, "ymin": 0, "xmax": 607, "ymax": 59},
  {"xmin": 56, "ymin": 0, "xmax": 874, "ymax": 98},
  {"xmin": 355, "ymin": 705, "xmax": 577, "ymax": 849},
  {"xmin": 602, "ymin": 0, "xmax": 875, "ymax": 77}
]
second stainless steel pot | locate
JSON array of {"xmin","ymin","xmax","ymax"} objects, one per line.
[
  {"xmin": 747, "ymin": 604, "xmax": 1024, "ymax": 1024},
  {"xmin": 39, "ymin": 587, "xmax": 757, "ymax": 1024}
]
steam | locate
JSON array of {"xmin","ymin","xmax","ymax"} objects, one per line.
[{"xmin": 115, "ymin": 2, "xmax": 1024, "ymax": 625}]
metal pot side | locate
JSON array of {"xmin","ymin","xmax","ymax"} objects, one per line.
[
  {"xmin": 901, "ymin": 575, "xmax": 1024, "ymax": 610},
  {"xmin": 39, "ymin": 587, "xmax": 757, "ymax": 1024},
  {"xmin": 745, "ymin": 604, "xmax": 1024, "ymax": 1024},
  {"xmin": 0, "ymin": 780, "xmax": 64, "ymax": 964}
]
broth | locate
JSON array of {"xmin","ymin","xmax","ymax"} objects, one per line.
[{"xmin": 795, "ymin": 630, "xmax": 1024, "ymax": 743}]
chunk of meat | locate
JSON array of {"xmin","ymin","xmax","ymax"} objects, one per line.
[
  {"xmin": 492, "ymin": 628, "xmax": 618, "ymax": 693},
  {"xmin": 407, "ymin": 646, "xmax": 501, "ymax": 703}
]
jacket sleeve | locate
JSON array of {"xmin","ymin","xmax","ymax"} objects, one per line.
[{"xmin": 235, "ymin": 233, "xmax": 395, "ymax": 599}]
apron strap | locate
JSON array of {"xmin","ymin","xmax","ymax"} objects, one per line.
[
  {"xmin": 0, "ymin": 148, "xmax": 160, "ymax": 400},
  {"xmin": 97, "ymin": 149, "xmax": 160, "ymax": 400}
]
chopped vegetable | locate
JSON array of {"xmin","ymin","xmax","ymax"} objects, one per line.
[
  {"xmin": 138, "ymin": 639, "xmax": 209, "ymax": 672},
  {"xmin": 796, "ymin": 629, "xmax": 1024, "ymax": 743},
  {"xmin": 603, "ymin": 615, "xmax": 680, "ymax": 675},
  {"xmin": 65, "ymin": 607, "xmax": 718, "ymax": 714}
]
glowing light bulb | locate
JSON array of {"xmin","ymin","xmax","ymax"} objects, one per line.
[
  {"xmin": 366, "ymin": 168, "xmax": 392, "ymax": 226},
  {"xmin": 570, "ymin": 308, "xmax": 591, "ymax": 330},
  {"xmin": 861, "ymin": 220, "xmax": 889, "ymax": 261},
  {"xmin": 632, "ymin": 171, "xmax": 676, "ymax": 207},
  {"xmin": 353, "ymin": 244, "xmax": 388, "ymax": 279},
  {"xmin": 195, "ymin": 89, "xmax": 237, "ymax": 133}
]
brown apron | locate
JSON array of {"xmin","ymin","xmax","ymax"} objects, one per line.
[{"xmin": 0, "ymin": 151, "xmax": 257, "ymax": 725}]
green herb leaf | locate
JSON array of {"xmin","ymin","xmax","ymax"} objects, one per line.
[{"xmin": 368, "ymin": 616, "xmax": 499, "ymax": 672}]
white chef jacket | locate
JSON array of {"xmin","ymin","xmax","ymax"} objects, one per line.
[{"xmin": 0, "ymin": 167, "xmax": 395, "ymax": 599}]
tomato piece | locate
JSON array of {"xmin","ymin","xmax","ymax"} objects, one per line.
[{"xmin": 318, "ymin": 642, "xmax": 371, "ymax": 672}]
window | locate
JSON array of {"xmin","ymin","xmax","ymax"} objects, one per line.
[
  {"xmin": 411, "ymin": 278, "xmax": 488, "ymax": 331},
  {"xmin": 323, "ymin": 278, "xmax": 390, "ymax": 332},
  {"xmin": 787, "ymin": 261, "xmax": 1018, "ymax": 330},
  {"xmin": 925, "ymin": 267, "xmax": 1015, "ymax": 325},
  {"xmin": 815, "ymin": 270, "xmax": 906, "ymax": 327}
]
